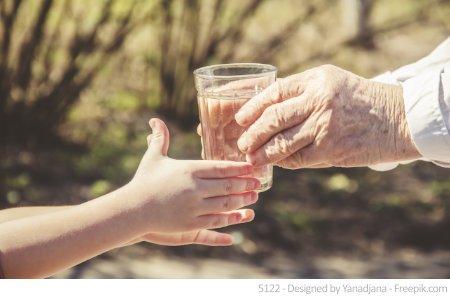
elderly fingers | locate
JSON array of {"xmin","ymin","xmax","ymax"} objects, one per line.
[
  {"xmin": 275, "ymin": 143, "xmax": 326, "ymax": 169},
  {"xmin": 235, "ymin": 73, "xmax": 308, "ymax": 126},
  {"xmin": 244, "ymin": 115, "xmax": 317, "ymax": 166},
  {"xmin": 237, "ymin": 93, "xmax": 313, "ymax": 153}
]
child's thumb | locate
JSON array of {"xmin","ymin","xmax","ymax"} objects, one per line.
[{"xmin": 147, "ymin": 118, "xmax": 170, "ymax": 157}]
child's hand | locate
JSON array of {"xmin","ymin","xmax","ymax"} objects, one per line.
[
  {"xmin": 120, "ymin": 229, "xmax": 236, "ymax": 248},
  {"xmin": 126, "ymin": 118, "xmax": 259, "ymax": 234},
  {"xmin": 141, "ymin": 229, "xmax": 235, "ymax": 246}
]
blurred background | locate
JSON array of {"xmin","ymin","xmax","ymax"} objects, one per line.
[{"xmin": 1, "ymin": 0, "xmax": 450, "ymax": 278}]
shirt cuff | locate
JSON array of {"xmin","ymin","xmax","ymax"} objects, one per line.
[
  {"xmin": 368, "ymin": 161, "xmax": 398, "ymax": 171},
  {"xmin": 403, "ymin": 66, "xmax": 450, "ymax": 163},
  {"xmin": 371, "ymin": 71, "xmax": 399, "ymax": 85}
]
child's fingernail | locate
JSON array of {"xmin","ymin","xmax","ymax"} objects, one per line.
[
  {"xmin": 149, "ymin": 119, "xmax": 156, "ymax": 129},
  {"xmin": 244, "ymin": 210, "xmax": 255, "ymax": 221}
]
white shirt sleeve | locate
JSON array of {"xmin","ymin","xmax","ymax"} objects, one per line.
[{"xmin": 369, "ymin": 37, "xmax": 450, "ymax": 171}]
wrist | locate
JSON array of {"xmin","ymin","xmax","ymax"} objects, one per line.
[
  {"xmin": 390, "ymin": 85, "xmax": 421, "ymax": 160},
  {"xmin": 382, "ymin": 83, "xmax": 421, "ymax": 161},
  {"xmin": 361, "ymin": 80, "xmax": 420, "ymax": 163},
  {"xmin": 119, "ymin": 182, "xmax": 158, "ymax": 234},
  {"xmin": 82, "ymin": 185, "xmax": 152, "ymax": 239}
]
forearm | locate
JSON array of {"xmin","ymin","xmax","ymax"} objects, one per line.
[
  {"xmin": 0, "ymin": 206, "xmax": 71, "ymax": 224},
  {"xmin": 0, "ymin": 185, "xmax": 146, "ymax": 278}
]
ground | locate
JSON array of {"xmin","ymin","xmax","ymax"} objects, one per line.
[{"xmin": 53, "ymin": 244, "xmax": 450, "ymax": 278}]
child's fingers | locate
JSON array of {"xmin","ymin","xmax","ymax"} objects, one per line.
[
  {"xmin": 143, "ymin": 230, "xmax": 233, "ymax": 246},
  {"xmin": 142, "ymin": 232, "xmax": 186, "ymax": 246},
  {"xmin": 193, "ymin": 161, "xmax": 253, "ymax": 178},
  {"xmin": 199, "ymin": 191, "xmax": 258, "ymax": 214},
  {"xmin": 195, "ymin": 209, "xmax": 255, "ymax": 230},
  {"xmin": 191, "ymin": 230, "xmax": 233, "ymax": 246},
  {"xmin": 198, "ymin": 177, "xmax": 260, "ymax": 197}
]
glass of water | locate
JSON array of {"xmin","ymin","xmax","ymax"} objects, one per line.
[{"xmin": 194, "ymin": 63, "xmax": 277, "ymax": 192}]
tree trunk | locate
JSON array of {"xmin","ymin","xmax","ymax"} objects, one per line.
[{"xmin": 341, "ymin": 0, "xmax": 374, "ymax": 47}]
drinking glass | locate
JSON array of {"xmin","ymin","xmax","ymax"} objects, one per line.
[{"xmin": 194, "ymin": 63, "xmax": 277, "ymax": 192}]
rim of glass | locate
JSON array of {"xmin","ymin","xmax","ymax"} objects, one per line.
[{"xmin": 193, "ymin": 63, "xmax": 277, "ymax": 79}]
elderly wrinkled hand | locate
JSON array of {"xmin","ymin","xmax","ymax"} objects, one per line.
[{"xmin": 235, "ymin": 64, "xmax": 421, "ymax": 169}]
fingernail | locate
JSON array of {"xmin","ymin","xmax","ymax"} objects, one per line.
[
  {"xmin": 235, "ymin": 212, "xmax": 242, "ymax": 222},
  {"xmin": 235, "ymin": 111, "xmax": 244, "ymax": 124},
  {"xmin": 237, "ymin": 137, "xmax": 248, "ymax": 152},
  {"xmin": 149, "ymin": 119, "xmax": 156, "ymax": 130},
  {"xmin": 244, "ymin": 210, "xmax": 255, "ymax": 221}
]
